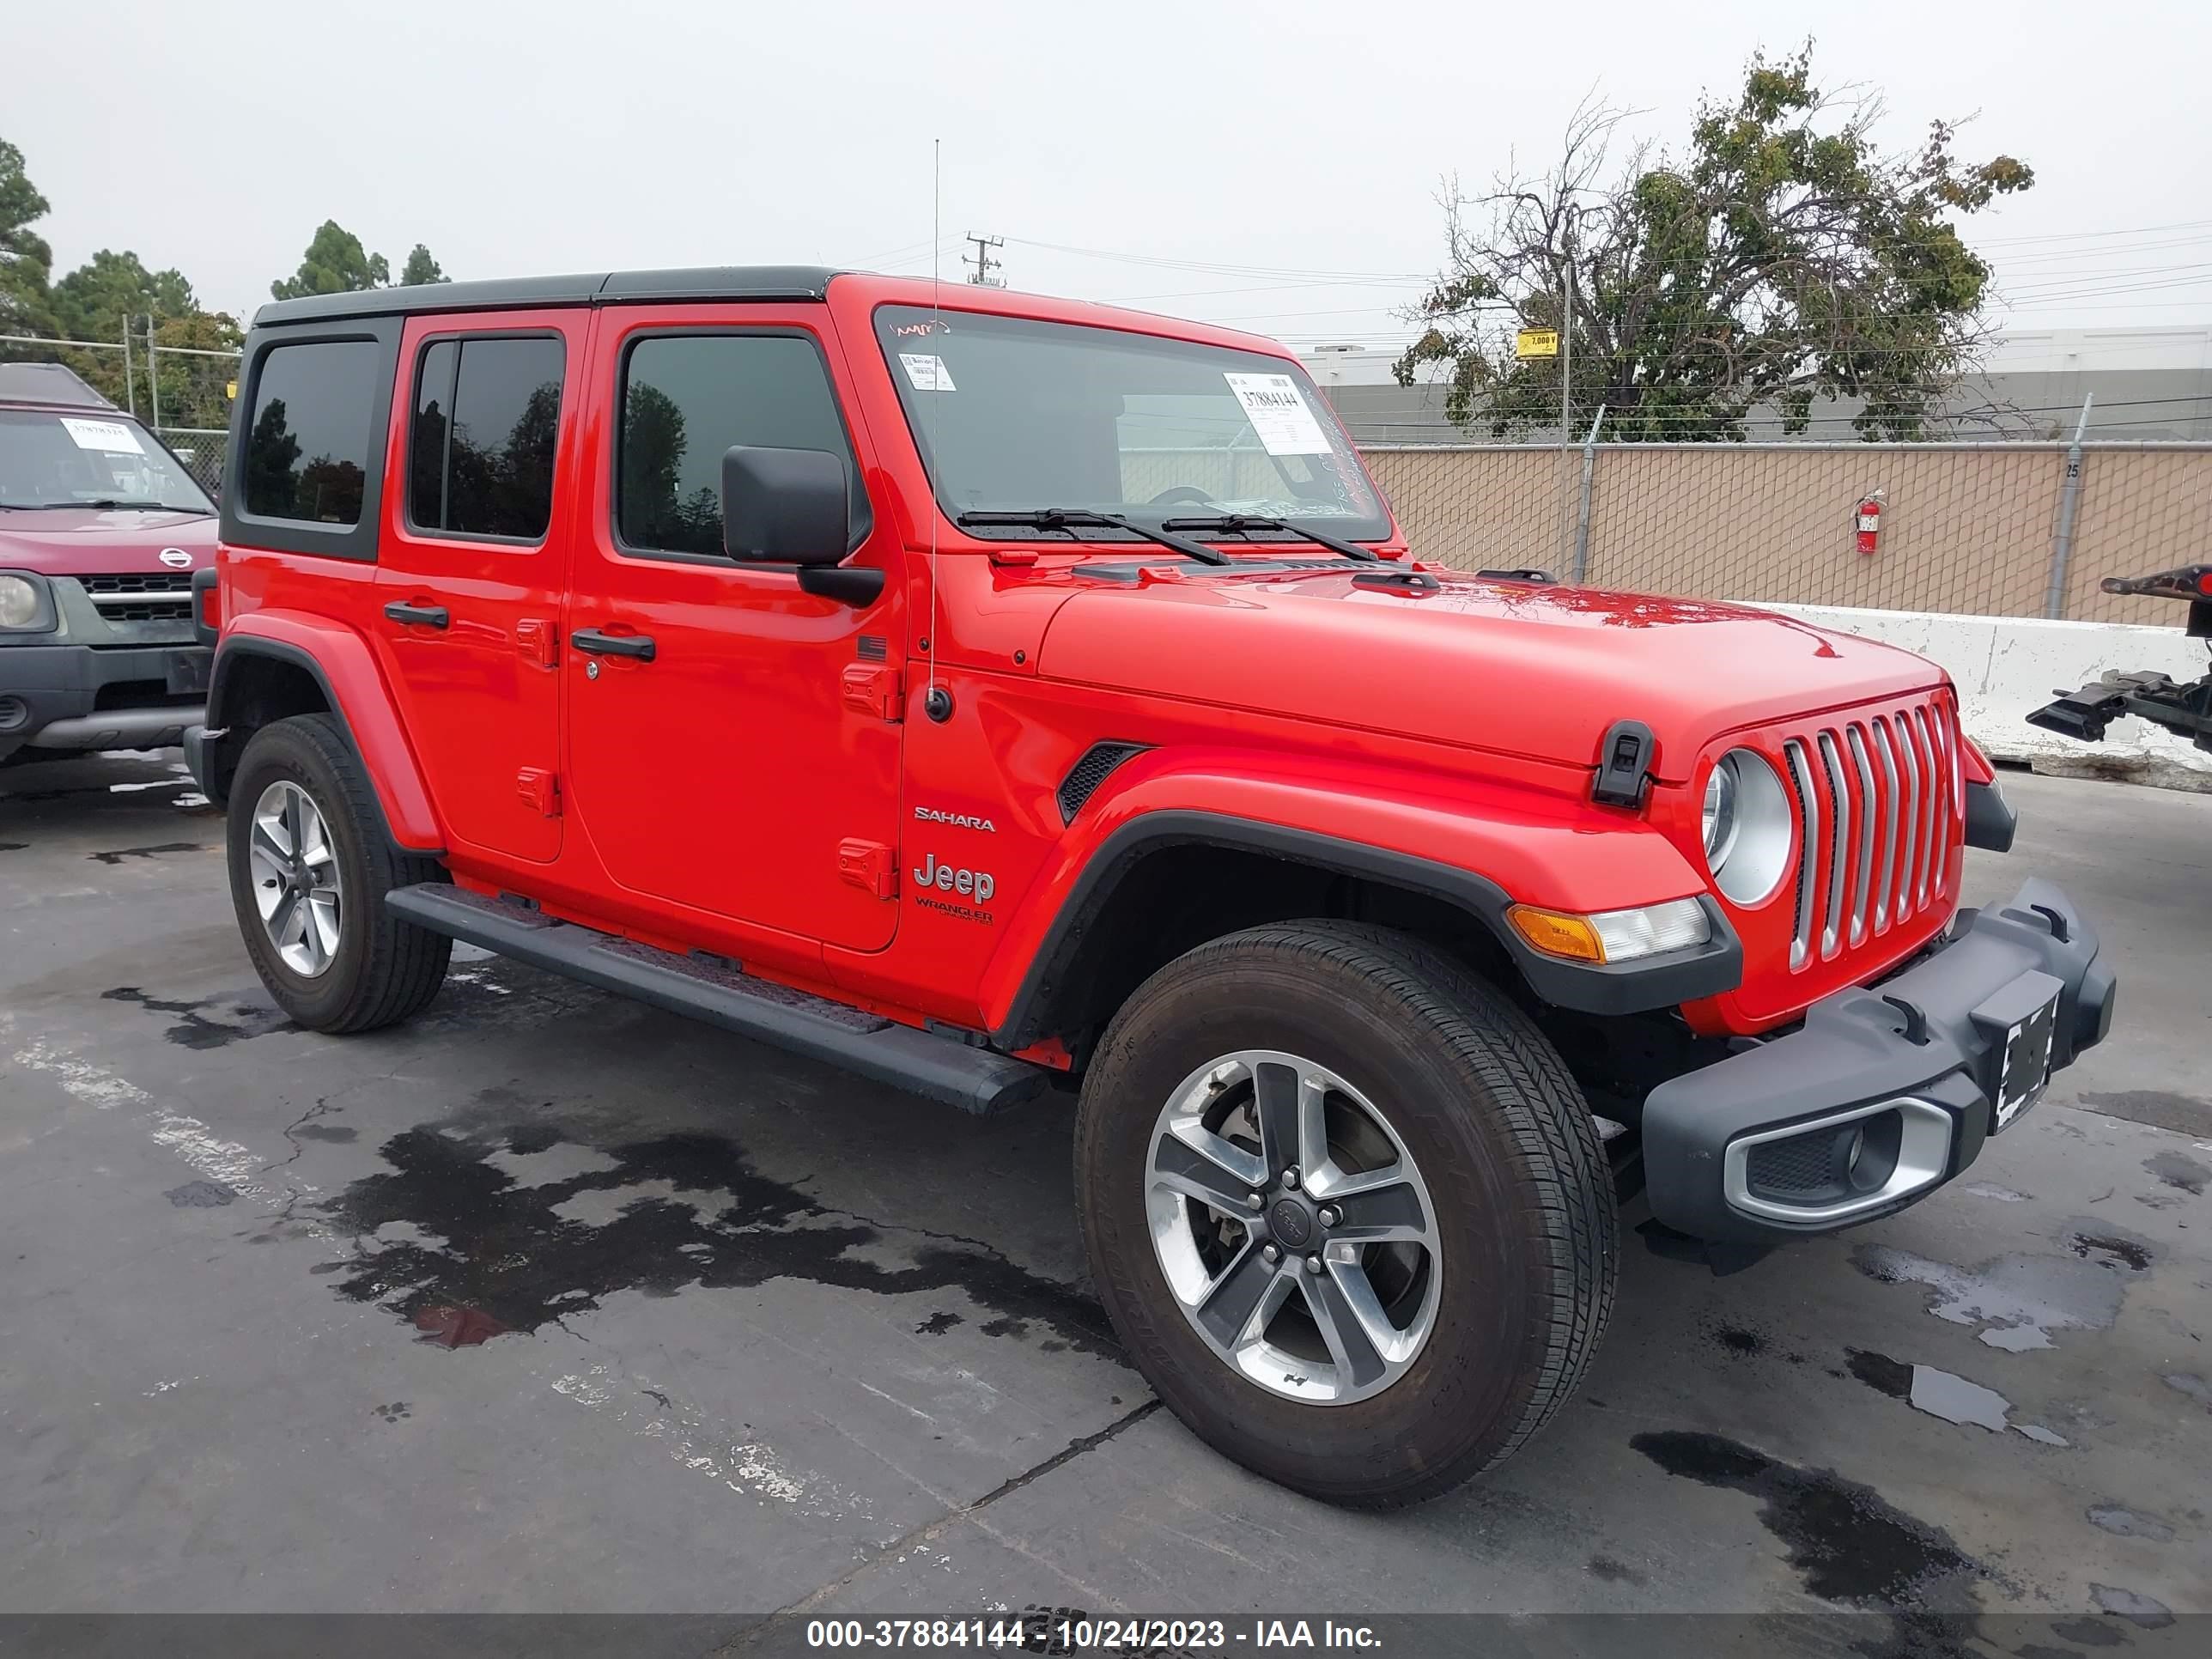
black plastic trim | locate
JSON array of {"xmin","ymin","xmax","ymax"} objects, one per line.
[
  {"xmin": 1055, "ymin": 742, "xmax": 1151, "ymax": 824},
  {"xmin": 1964, "ymin": 778, "xmax": 2017, "ymax": 853},
  {"xmin": 252, "ymin": 267, "xmax": 841, "ymax": 328},
  {"xmin": 196, "ymin": 637, "xmax": 434, "ymax": 854},
  {"xmin": 1641, "ymin": 876, "xmax": 2112, "ymax": 1244},
  {"xmin": 386, "ymin": 884, "xmax": 1047, "ymax": 1115},
  {"xmin": 796, "ymin": 565, "xmax": 887, "ymax": 606},
  {"xmin": 1592, "ymin": 719, "xmax": 1657, "ymax": 808},
  {"xmin": 994, "ymin": 811, "xmax": 1742, "ymax": 1048},
  {"xmin": 190, "ymin": 566, "xmax": 219, "ymax": 647}
]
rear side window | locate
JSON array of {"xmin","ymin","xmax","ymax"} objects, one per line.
[
  {"xmin": 616, "ymin": 332, "xmax": 866, "ymax": 558},
  {"xmin": 242, "ymin": 339, "xmax": 380, "ymax": 525},
  {"xmin": 408, "ymin": 335, "xmax": 565, "ymax": 540}
]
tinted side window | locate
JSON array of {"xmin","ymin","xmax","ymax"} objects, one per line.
[
  {"xmin": 617, "ymin": 333, "xmax": 865, "ymax": 557},
  {"xmin": 243, "ymin": 339, "xmax": 379, "ymax": 525},
  {"xmin": 409, "ymin": 335, "xmax": 563, "ymax": 540}
]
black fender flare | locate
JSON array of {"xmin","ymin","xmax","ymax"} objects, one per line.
[{"xmin": 990, "ymin": 810, "xmax": 1741, "ymax": 1049}]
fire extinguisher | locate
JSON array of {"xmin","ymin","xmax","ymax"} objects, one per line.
[{"xmin": 1854, "ymin": 490, "xmax": 1885, "ymax": 556}]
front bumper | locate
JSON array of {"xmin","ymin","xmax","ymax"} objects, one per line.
[
  {"xmin": 1641, "ymin": 878, "xmax": 2115, "ymax": 1243},
  {"xmin": 0, "ymin": 641, "xmax": 210, "ymax": 758}
]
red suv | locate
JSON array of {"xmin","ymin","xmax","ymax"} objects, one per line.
[
  {"xmin": 1, "ymin": 363, "xmax": 216, "ymax": 762},
  {"xmin": 185, "ymin": 269, "xmax": 2114, "ymax": 1506}
]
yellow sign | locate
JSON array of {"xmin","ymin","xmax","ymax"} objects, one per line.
[
  {"xmin": 1515, "ymin": 329, "xmax": 1559, "ymax": 360},
  {"xmin": 225, "ymin": 380, "xmax": 237, "ymax": 400}
]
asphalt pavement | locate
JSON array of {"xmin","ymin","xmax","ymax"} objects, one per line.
[{"xmin": 1, "ymin": 752, "xmax": 2206, "ymax": 1650}]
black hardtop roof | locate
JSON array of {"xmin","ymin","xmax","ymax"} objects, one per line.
[
  {"xmin": 0, "ymin": 361, "xmax": 125, "ymax": 410},
  {"xmin": 252, "ymin": 265, "xmax": 843, "ymax": 329}
]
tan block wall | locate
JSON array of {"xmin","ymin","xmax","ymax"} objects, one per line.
[{"xmin": 1363, "ymin": 443, "xmax": 2212, "ymax": 626}]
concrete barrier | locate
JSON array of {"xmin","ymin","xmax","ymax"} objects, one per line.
[{"xmin": 1768, "ymin": 605, "xmax": 2212, "ymax": 793}]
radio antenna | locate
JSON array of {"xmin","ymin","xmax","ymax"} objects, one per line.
[{"xmin": 923, "ymin": 137, "xmax": 945, "ymax": 720}]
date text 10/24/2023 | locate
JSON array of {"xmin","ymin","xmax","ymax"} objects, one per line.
[{"xmin": 803, "ymin": 1616, "xmax": 1383, "ymax": 1650}]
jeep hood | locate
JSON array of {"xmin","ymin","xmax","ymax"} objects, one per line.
[
  {"xmin": 0, "ymin": 507, "xmax": 216, "ymax": 575},
  {"xmin": 1033, "ymin": 568, "xmax": 1946, "ymax": 778}
]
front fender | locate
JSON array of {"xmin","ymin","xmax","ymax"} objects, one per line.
[
  {"xmin": 981, "ymin": 748, "xmax": 1735, "ymax": 1038},
  {"xmin": 209, "ymin": 611, "xmax": 444, "ymax": 850}
]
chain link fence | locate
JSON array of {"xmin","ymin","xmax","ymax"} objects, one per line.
[
  {"xmin": 146, "ymin": 339, "xmax": 240, "ymax": 499},
  {"xmin": 1364, "ymin": 440, "xmax": 2212, "ymax": 628}
]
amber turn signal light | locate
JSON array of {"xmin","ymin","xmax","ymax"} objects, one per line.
[{"xmin": 1506, "ymin": 905, "xmax": 1607, "ymax": 963}]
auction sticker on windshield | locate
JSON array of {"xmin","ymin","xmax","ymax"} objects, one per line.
[
  {"xmin": 60, "ymin": 416, "xmax": 144, "ymax": 454},
  {"xmin": 1223, "ymin": 373, "xmax": 1330, "ymax": 456},
  {"xmin": 899, "ymin": 353, "xmax": 957, "ymax": 392}
]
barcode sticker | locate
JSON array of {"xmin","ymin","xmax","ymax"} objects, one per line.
[
  {"xmin": 900, "ymin": 354, "xmax": 957, "ymax": 392},
  {"xmin": 1223, "ymin": 373, "xmax": 1331, "ymax": 456},
  {"xmin": 60, "ymin": 416, "xmax": 145, "ymax": 454}
]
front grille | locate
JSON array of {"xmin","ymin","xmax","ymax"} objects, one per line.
[
  {"xmin": 82, "ymin": 573, "xmax": 194, "ymax": 595},
  {"xmin": 1779, "ymin": 694, "xmax": 1959, "ymax": 971},
  {"xmin": 75, "ymin": 573, "xmax": 194, "ymax": 623}
]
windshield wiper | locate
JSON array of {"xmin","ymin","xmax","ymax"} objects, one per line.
[
  {"xmin": 1159, "ymin": 514, "xmax": 1379, "ymax": 562},
  {"xmin": 956, "ymin": 508, "xmax": 1232, "ymax": 567},
  {"xmin": 9, "ymin": 498, "xmax": 210, "ymax": 513}
]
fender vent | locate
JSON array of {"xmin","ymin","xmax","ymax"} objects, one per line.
[{"xmin": 1056, "ymin": 742, "xmax": 1149, "ymax": 824}]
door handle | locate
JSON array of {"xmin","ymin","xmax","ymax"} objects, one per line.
[
  {"xmin": 570, "ymin": 628, "xmax": 656, "ymax": 662},
  {"xmin": 384, "ymin": 601, "xmax": 450, "ymax": 629}
]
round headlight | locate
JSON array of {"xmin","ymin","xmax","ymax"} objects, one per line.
[
  {"xmin": 1702, "ymin": 758, "xmax": 1740, "ymax": 864},
  {"xmin": 1705, "ymin": 748, "xmax": 1792, "ymax": 904},
  {"xmin": 0, "ymin": 574, "xmax": 46, "ymax": 629}
]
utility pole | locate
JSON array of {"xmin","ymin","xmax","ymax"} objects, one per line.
[
  {"xmin": 1559, "ymin": 203, "xmax": 1577, "ymax": 447},
  {"xmin": 1558, "ymin": 203, "xmax": 1578, "ymax": 571},
  {"xmin": 963, "ymin": 233, "xmax": 1005, "ymax": 288}
]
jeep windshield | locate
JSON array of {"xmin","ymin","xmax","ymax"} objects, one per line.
[
  {"xmin": 0, "ymin": 408, "xmax": 215, "ymax": 513},
  {"xmin": 872, "ymin": 305, "xmax": 1389, "ymax": 544}
]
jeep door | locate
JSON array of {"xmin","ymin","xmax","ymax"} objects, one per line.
[
  {"xmin": 371, "ymin": 310, "xmax": 584, "ymax": 864},
  {"xmin": 562, "ymin": 306, "xmax": 903, "ymax": 952}
]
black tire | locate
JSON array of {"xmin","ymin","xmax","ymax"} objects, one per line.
[
  {"xmin": 1074, "ymin": 921, "xmax": 1617, "ymax": 1507},
  {"xmin": 226, "ymin": 714, "xmax": 450, "ymax": 1033}
]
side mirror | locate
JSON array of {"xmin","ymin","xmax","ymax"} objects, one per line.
[{"xmin": 720, "ymin": 445, "xmax": 850, "ymax": 566}]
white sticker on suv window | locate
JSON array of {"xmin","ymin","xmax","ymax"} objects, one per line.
[
  {"xmin": 1223, "ymin": 373, "xmax": 1330, "ymax": 456},
  {"xmin": 900, "ymin": 353, "xmax": 957, "ymax": 392},
  {"xmin": 60, "ymin": 416, "xmax": 145, "ymax": 454}
]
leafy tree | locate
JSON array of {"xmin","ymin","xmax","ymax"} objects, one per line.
[
  {"xmin": 147, "ymin": 309, "xmax": 247, "ymax": 431},
  {"xmin": 243, "ymin": 398, "xmax": 301, "ymax": 514},
  {"xmin": 1395, "ymin": 46, "xmax": 2034, "ymax": 441},
  {"xmin": 618, "ymin": 382, "xmax": 689, "ymax": 544},
  {"xmin": 0, "ymin": 135, "xmax": 240, "ymax": 436},
  {"xmin": 400, "ymin": 244, "xmax": 449, "ymax": 286},
  {"xmin": 52, "ymin": 249, "xmax": 198, "ymax": 336},
  {"xmin": 0, "ymin": 137, "xmax": 58, "ymax": 335},
  {"xmin": 271, "ymin": 221, "xmax": 391, "ymax": 301}
]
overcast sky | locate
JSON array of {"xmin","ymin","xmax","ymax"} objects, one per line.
[{"xmin": 12, "ymin": 1, "xmax": 2211, "ymax": 349}]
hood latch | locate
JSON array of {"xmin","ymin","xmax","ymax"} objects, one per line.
[{"xmin": 1592, "ymin": 720, "xmax": 1657, "ymax": 809}]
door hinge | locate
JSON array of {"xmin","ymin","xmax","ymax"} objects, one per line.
[
  {"xmin": 517, "ymin": 767, "xmax": 561, "ymax": 817},
  {"xmin": 515, "ymin": 617, "xmax": 558, "ymax": 669},
  {"xmin": 841, "ymin": 663, "xmax": 903, "ymax": 722},
  {"xmin": 837, "ymin": 837, "xmax": 898, "ymax": 900}
]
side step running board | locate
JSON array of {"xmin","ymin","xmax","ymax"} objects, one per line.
[{"xmin": 386, "ymin": 884, "xmax": 1048, "ymax": 1115}]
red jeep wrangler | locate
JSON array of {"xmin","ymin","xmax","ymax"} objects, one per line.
[{"xmin": 185, "ymin": 269, "xmax": 2114, "ymax": 1506}]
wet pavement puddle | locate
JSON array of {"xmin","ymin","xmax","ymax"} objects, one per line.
[{"xmin": 311, "ymin": 1119, "xmax": 1119, "ymax": 1360}]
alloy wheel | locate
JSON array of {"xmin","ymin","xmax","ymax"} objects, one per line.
[
  {"xmin": 247, "ymin": 779, "xmax": 343, "ymax": 978},
  {"xmin": 1146, "ymin": 1049, "xmax": 1441, "ymax": 1405}
]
